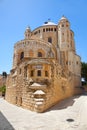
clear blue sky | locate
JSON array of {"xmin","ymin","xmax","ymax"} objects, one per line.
[{"xmin": 0, "ymin": 0, "xmax": 87, "ymax": 73}]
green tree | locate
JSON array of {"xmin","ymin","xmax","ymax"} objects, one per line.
[
  {"xmin": 0, "ymin": 85, "xmax": 6, "ymax": 96},
  {"xmin": 81, "ymin": 62, "xmax": 87, "ymax": 85},
  {"xmin": 2, "ymin": 71, "xmax": 7, "ymax": 78}
]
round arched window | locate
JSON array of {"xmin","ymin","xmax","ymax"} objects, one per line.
[
  {"xmin": 38, "ymin": 52, "xmax": 42, "ymax": 57},
  {"xmin": 20, "ymin": 52, "xmax": 24, "ymax": 60},
  {"xmin": 48, "ymin": 37, "xmax": 52, "ymax": 43}
]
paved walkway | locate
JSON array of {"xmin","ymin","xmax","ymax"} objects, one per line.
[{"xmin": 0, "ymin": 95, "xmax": 87, "ymax": 130}]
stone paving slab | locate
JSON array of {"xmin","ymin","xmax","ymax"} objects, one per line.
[{"xmin": 0, "ymin": 95, "xmax": 87, "ymax": 130}]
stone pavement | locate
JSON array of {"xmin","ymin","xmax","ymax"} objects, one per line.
[{"xmin": 0, "ymin": 95, "xmax": 87, "ymax": 130}]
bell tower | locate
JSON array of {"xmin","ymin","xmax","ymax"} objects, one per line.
[
  {"xmin": 24, "ymin": 26, "xmax": 31, "ymax": 39},
  {"xmin": 58, "ymin": 16, "xmax": 75, "ymax": 52}
]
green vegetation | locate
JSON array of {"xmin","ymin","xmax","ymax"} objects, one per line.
[
  {"xmin": 81, "ymin": 62, "xmax": 87, "ymax": 86},
  {"xmin": 0, "ymin": 85, "xmax": 6, "ymax": 96},
  {"xmin": 2, "ymin": 71, "xmax": 7, "ymax": 78}
]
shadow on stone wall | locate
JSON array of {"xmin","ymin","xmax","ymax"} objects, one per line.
[{"xmin": 0, "ymin": 112, "xmax": 14, "ymax": 130}]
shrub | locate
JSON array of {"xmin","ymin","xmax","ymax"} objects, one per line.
[{"xmin": 0, "ymin": 85, "xmax": 6, "ymax": 96}]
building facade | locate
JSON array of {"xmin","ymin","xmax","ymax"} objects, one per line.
[{"xmin": 6, "ymin": 16, "xmax": 82, "ymax": 112}]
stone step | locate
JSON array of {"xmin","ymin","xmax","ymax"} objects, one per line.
[{"xmin": 34, "ymin": 98, "xmax": 45, "ymax": 102}]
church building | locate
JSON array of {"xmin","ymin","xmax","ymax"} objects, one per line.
[{"xmin": 5, "ymin": 16, "xmax": 82, "ymax": 112}]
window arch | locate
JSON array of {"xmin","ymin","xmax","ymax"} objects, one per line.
[
  {"xmin": 48, "ymin": 37, "xmax": 52, "ymax": 43},
  {"xmin": 19, "ymin": 68, "xmax": 21, "ymax": 74},
  {"xmin": 31, "ymin": 70, "xmax": 34, "ymax": 77},
  {"xmin": 20, "ymin": 52, "xmax": 24, "ymax": 60},
  {"xmin": 45, "ymin": 71, "xmax": 48, "ymax": 77},
  {"xmin": 62, "ymin": 24, "xmax": 64, "ymax": 27},
  {"xmin": 38, "ymin": 52, "xmax": 42, "ymax": 57},
  {"xmin": 37, "ymin": 49, "xmax": 45, "ymax": 57},
  {"xmin": 37, "ymin": 70, "xmax": 41, "ymax": 76}
]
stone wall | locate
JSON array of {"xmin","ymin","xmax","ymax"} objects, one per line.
[{"xmin": 5, "ymin": 62, "xmax": 82, "ymax": 113}]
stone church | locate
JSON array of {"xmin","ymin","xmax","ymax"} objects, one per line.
[{"xmin": 5, "ymin": 16, "xmax": 82, "ymax": 112}]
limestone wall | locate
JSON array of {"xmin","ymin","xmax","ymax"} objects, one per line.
[
  {"xmin": 6, "ymin": 61, "xmax": 82, "ymax": 112},
  {"xmin": 5, "ymin": 75, "xmax": 16, "ymax": 104},
  {"xmin": 5, "ymin": 16, "xmax": 82, "ymax": 112}
]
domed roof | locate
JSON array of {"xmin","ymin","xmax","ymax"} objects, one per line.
[
  {"xmin": 60, "ymin": 16, "xmax": 67, "ymax": 20},
  {"xmin": 43, "ymin": 20, "xmax": 57, "ymax": 26},
  {"xmin": 25, "ymin": 26, "xmax": 31, "ymax": 31},
  {"xmin": 59, "ymin": 15, "xmax": 69, "ymax": 22}
]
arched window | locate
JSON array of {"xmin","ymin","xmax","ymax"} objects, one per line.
[
  {"xmin": 19, "ymin": 68, "xmax": 21, "ymax": 74},
  {"xmin": 20, "ymin": 52, "xmax": 24, "ymax": 60},
  {"xmin": 48, "ymin": 37, "xmax": 52, "ymax": 43},
  {"xmin": 45, "ymin": 71, "xmax": 48, "ymax": 77},
  {"xmin": 37, "ymin": 70, "xmax": 41, "ymax": 76},
  {"xmin": 38, "ymin": 52, "xmax": 42, "ymax": 57},
  {"xmin": 62, "ymin": 24, "xmax": 64, "ymax": 27},
  {"xmin": 31, "ymin": 70, "xmax": 34, "ymax": 77}
]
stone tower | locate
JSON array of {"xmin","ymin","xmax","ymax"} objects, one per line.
[{"xmin": 24, "ymin": 26, "xmax": 31, "ymax": 39}]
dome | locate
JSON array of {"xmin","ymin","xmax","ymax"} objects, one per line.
[
  {"xmin": 43, "ymin": 20, "xmax": 57, "ymax": 26},
  {"xmin": 26, "ymin": 26, "xmax": 31, "ymax": 32},
  {"xmin": 61, "ymin": 16, "xmax": 67, "ymax": 20},
  {"xmin": 59, "ymin": 15, "xmax": 69, "ymax": 22}
]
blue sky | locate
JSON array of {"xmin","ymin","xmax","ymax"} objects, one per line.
[{"xmin": 0, "ymin": 0, "xmax": 87, "ymax": 73}]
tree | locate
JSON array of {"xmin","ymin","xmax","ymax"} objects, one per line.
[
  {"xmin": 2, "ymin": 71, "xmax": 7, "ymax": 78},
  {"xmin": 81, "ymin": 62, "xmax": 87, "ymax": 85},
  {"xmin": 0, "ymin": 85, "xmax": 6, "ymax": 96}
]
